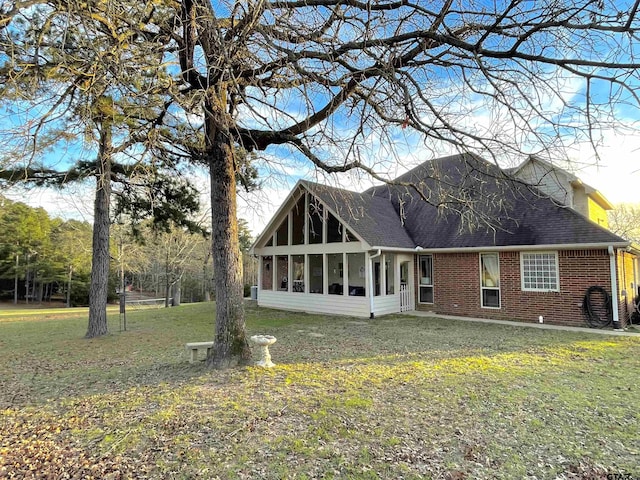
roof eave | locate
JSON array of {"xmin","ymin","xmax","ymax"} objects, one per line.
[
  {"xmin": 370, "ymin": 241, "xmax": 630, "ymax": 254},
  {"xmin": 568, "ymin": 179, "xmax": 614, "ymax": 210},
  {"xmin": 590, "ymin": 189, "xmax": 615, "ymax": 210},
  {"xmin": 626, "ymin": 243, "xmax": 640, "ymax": 256}
]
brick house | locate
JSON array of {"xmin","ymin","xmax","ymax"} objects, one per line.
[{"xmin": 251, "ymin": 153, "xmax": 639, "ymax": 328}]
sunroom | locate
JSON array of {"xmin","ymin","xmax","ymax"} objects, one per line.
[{"xmin": 251, "ymin": 182, "xmax": 415, "ymax": 317}]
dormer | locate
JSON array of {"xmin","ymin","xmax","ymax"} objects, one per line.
[{"xmin": 510, "ymin": 155, "xmax": 613, "ymax": 228}]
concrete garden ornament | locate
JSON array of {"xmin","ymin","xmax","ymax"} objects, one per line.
[{"xmin": 250, "ymin": 335, "xmax": 277, "ymax": 368}]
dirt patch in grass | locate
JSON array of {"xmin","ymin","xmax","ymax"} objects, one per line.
[{"xmin": 1, "ymin": 303, "xmax": 639, "ymax": 479}]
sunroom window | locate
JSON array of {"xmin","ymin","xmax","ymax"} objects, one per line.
[
  {"xmin": 384, "ymin": 254, "xmax": 394, "ymax": 294},
  {"xmin": 292, "ymin": 255, "xmax": 305, "ymax": 293},
  {"xmin": 328, "ymin": 253, "xmax": 343, "ymax": 295},
  {"xmin": 347, "ymin": 253, "xmax": 366, "ymax": 296},
  {"xmin": 276, "ymin": 255, "xmax": 288, "ymax": 291},
  {"xmin": 261, "ymin": 256, "xmax": 272, "ymax": 290},
  {"xmin": 309, "ymin": 254, "xmax": 323, "ymax": 293}
]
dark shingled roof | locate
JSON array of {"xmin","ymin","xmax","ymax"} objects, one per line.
[
  {"xmin": 257, "ymin": 153, "xmax": 626, "ymax": 252},
  {"xmin": 365, "ymin": 153, "xmax": 626, "ymax": 248},
  {"xmin": 301, "ymin": 181, "xmax": 415, "ymax": 248}
]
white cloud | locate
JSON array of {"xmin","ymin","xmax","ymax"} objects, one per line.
[
  {"xmin": 564, "ymin": 130, "xmax": 640, "ymax": 205},
  {"xmin": 4, "ymin": 182, "xmax": 94, "ymax": 222}
]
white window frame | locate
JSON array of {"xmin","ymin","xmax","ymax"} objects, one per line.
[
  {"xmin": 520, "ymin": 251, "xmax": 560, "ymax": 292},
  {"xmin": 418, "ymin": 255, "xmax": 434, "ymax": 304},
  {"xmin": 480, "ymin": 253, "xmax": 501, "ymax": 309}
]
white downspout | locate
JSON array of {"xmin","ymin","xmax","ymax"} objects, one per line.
[
  {"xmin": 369, "ymin": 249, "xmax": 381, "ymax": 319},
  {"xmin": 608, "ymin": 246, "xmax": 622, "ymax": 329}
]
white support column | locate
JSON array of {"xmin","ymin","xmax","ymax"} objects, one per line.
[
  {"xmin": 272, "ymin": 255, "xmax": 277, "ymax": 292},
  {"xmin": 344, "ymin": 252, "xmax": 350, "ymax": 296},
  {"xmin": 322, "ymin": 207, "xmax": 327, "ymax": 244},
  {"xmin": 368, "ymin": 250, "xmax": 381, "ymax": 318},
  {"xmin": 323, "ymin": 253, "xmax": 328, "ymax": 295},
  {"xmin": 343, "ymin": 252, "xmax": 347, "ymax": 296},
  {"xmin": 304, "ymin": 254, "xmax": 309, "ymax": 294},
  {"xmin": 304, "ymin": 192, "xmax": 309, "ymax": 245},
  {"xmin": 380, "ymin": 253, "xmax": 386, "ymax": 297}
]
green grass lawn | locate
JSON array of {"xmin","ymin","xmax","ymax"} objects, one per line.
[{"xmin": 1, "ymin": 302, "xmax": 639, "ymax": 479}]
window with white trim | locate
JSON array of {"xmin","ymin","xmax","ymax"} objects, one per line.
[
  {"xmin": 521, "ymin": 252, "xmax": 559, "ymax": 291},
  {"xmin": 419, "ymin": 255, "xmax": 434, "ymax": 303},
  {"xmin": 480, "ymin": 253, "xmax": 500, "ymax": 308}
]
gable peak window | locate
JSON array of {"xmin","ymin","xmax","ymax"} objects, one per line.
[
  {"xmin": 308, "ymin": 201, "xmax": 324, "ymax": 244},
  {"xmin": 276, "ymin": 217, "xmax": 288, "ymax": 246},
  {"xmin": 292, "ymin": 194, "xmax": 305, "ymax": 245}
]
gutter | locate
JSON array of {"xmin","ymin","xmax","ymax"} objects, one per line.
[
  {"xmin": 369, "ymin": 242, "xmax": 630, "ymax": 254},
  {"xmin": 627, "ymin": 242, "xmax": 640, "ymax": 256},
  {"xmin": 369, "ymin": 249, "xmax": 381, "ymax": 319},
  {"xmin": 608, "ymin": 246, "xmax": 622, "ymax": 330}
]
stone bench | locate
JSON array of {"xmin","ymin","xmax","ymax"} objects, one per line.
[{"xmin": 185, "ymin": 341, "xmax": 214, "ymax": 363}]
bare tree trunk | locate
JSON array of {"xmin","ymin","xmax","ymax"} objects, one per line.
[
  {"xmin": 203, "ymin": 248, "xmax": 211, "ymax": 302},
  {"xmin": 25, "ymin": 255, "xmax": 29, "ymax": 305},
  {"xmin": 13, "ymin": 253, "xmax": 19, "ymax": 305},
  {"xmin": 86, "ymin": 120, "xmax": 112, "ymax": 338},
  {"xmin": 165, "ymin": 249, "xmax": 170, "ymax": 308},
  {"xmin": 154, "ymin": 268, "xmax": 159, "ymax": 297},
  {"xmin": 206, "ymin": 110, "xmax": 251, "ymax": 369},
  {"xmin": 173, "ymin": 278, "xmax": 181, "ymax": 306},
  {"xmin": 66, "ymin": 264, "xmax": 73, "ymax": 308}
]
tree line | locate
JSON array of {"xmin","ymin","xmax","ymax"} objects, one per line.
[
  {"xmin": 0, "ymin": 195, "xmax": 255, "ymax": 307},
  {"xmin": 0, "ymin": 196, "xmax": 92, "ymax": 305}
]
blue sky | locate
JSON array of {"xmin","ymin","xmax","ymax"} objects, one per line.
[{"xmin": 2, "ymin": 0, "xmax": 640, "ymax": 235}]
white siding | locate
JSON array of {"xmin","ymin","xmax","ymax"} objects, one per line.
[
  {"xmin": 572, "ymin": 185, "xmax": 590, "ymax": 218},
  {"xmin": 258, "ymin": 290, "xmax": 370, "ymax": 317},
  {"xmin": 516, "ymin": 162, "xmax": 572, "ymax": 207},
  {"xmin": 373, "ymin": 295, "xmax": 401, "ymax": 316}
]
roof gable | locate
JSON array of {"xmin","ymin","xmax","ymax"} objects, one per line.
[
  {"xmin": 512, "ymin": 155, "xmax": 614, "ymax": 210},
  {"xmin": 255, "ymin": 153, "xmax": 626, "ymax": 252},
  {"xmin": 369, "ymin": 153, "xmax": 625, "ymax": 249},
  {"xmin": 301, "ymin": 181, "xmax": 415, "ymax": 249},
  {"xmin": 252, "ymin": 182, "xmax": 305, "ymax": 249},
  {"xmin": 251, "ymin": 180, "xmax": 415, "ymax": 250}
]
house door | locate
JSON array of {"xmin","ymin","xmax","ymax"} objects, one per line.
[{"xmin": 400, "ymin": 261, "xmax": 412, "ymax": 312}]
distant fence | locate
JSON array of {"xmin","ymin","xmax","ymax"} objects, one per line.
[{"xmin": 124, "ymin": 297, "xmax": 171, "ymax": 308}]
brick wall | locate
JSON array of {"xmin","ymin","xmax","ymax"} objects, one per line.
[{"xmin": 414, "ymin": 249, "xmax": 615, "ymax": 327}]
